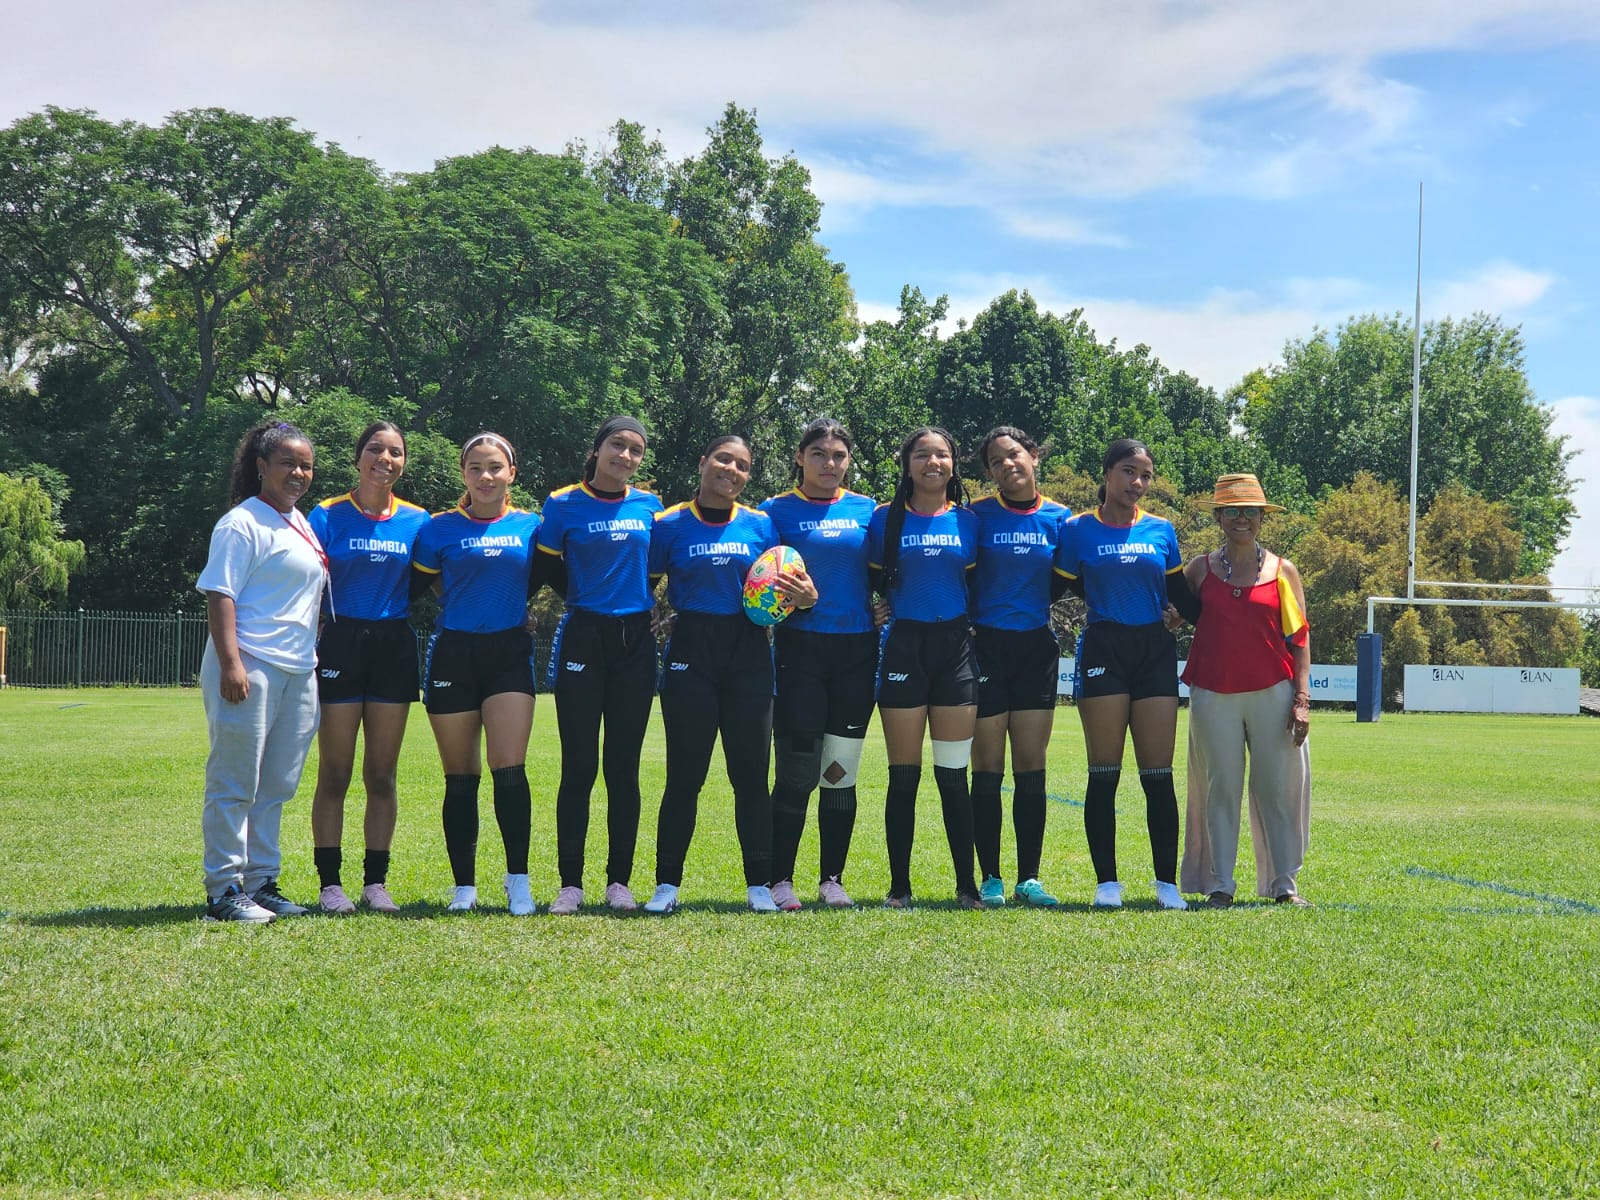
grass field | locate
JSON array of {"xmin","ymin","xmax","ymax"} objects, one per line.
[{"xmin": 1, "ymin": 689, "xmax": 1596, "ymax": 1199}]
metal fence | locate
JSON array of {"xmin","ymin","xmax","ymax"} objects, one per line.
[{"xmin": 0, "ymin": 610, "xmax": 555, "ymax": 690}]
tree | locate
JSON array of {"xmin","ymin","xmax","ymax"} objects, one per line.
[
  {"xmin": 1239, "ymin": 313, "xmax": 1574, "ymax": 572},
  {"xmin": 0, "ymin": 107, "xmax": 325, "ymax": 421},
  {"xmin": 0, "ymin": 472, "xmax": 85, "ymax": 608}
]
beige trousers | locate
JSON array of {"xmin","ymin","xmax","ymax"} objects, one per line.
[{"xmin": 1180, "ymin": 680, "xmax": 1310, "ymax": 899}]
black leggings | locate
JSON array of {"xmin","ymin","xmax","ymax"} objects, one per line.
[
  {"xmin": 552, "ymin": 610, "xmax": 656, "ymax": 889},
  {"xmin": 654, "ymin": 614, "xmax": 774, "ymax": 889}
]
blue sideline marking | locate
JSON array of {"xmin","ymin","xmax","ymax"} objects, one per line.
[
  {"xmin": 56, "ymin": 702, "xmax": 87, "ymax": 710},
  {"xmin": 1405, "ymin": 866, "xmax": 1600, "ymax": 915},
  {"xmin": 1001, "ymin": 783, "xmax": 1086, "ymax": 809}
]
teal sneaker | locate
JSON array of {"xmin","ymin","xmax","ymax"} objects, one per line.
[
  {"xmin": 1013, "ymin": 877, "xmax": 1060, "ymax": 907},
  {"xmin": 979, "ymin": 876, "xmax": 1006, "ymax": 907}
]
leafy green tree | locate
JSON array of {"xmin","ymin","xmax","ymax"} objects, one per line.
[
  {"xmin": 1239, "ymin": 313, "xmax": 1574, "ymax": 572},
  {"xmin": 0, "ymin": 107, "xmax": 325, "ymax": 420},
  {"xmin": 0, "ymin": 472, "xmax": 86, "ymax": 608}
]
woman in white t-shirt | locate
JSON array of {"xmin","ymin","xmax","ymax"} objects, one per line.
[{"xmin": 196, "ymin": 421, "xmax": 327, "ymax": 922}]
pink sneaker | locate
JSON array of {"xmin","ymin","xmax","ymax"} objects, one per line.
[
  {"xmin": 604, "ymin": 882, "xmax": 637, "ymax": 911},
  {"xmin": 770, "ymin": 880, "xmax": 803, "ymax": 911},
  {"xmin": 818, "ymin": 879, "xmax": 854, "ymax": 908},
  {"xmin": 319, "ymin": 885, "xmax": 356, "ymax": 915},
  {"xmin": 550, "ymin": 885, "xmax": 584, "ymax": 915},
  {"xmin": 361, "ymin": 883, "xmax": 400, "ymax": 913}
]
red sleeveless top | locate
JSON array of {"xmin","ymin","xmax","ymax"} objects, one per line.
[{"xmin": 1182, "ymin": 570, "xmax": 1296, "ymax": 694}]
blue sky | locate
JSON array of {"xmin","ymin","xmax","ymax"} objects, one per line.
[{"xmin": 6, "ymin": 0, "xmax": 1597, "ymax": 589}]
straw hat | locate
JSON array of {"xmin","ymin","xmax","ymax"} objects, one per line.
[{"xmin": 1208, "ymin": 473, "xmax": 1284, "ymax": 512}]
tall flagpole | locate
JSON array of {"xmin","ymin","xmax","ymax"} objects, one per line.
[{"xmin": 1407, "ymin": 183, "xmax": 1423, "ymax": 601}]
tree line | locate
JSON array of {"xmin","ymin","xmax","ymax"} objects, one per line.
[{"xmin": 0, "ymin": 103, "xmax": 1590, "ymax": 686}]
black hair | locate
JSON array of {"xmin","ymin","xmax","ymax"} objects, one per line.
[
  {"xmin": 880, "ymin": 425, "xmax": 967, "ymax": 594},
  {"xmin": 976, "ymin": 425, "xmax": 1041, "ymax": 476},
  {"xmin": 229, "ymin": 421, "xmax": 312, "ymax": 507},
  {"xmin": 458, "ymin": 431, "xmax": 516, "ymax": 509},
  {"xmin": 1097, "ymin": 437, "xmax": 1152, "ymax": 504},
  {"xmin": 583, "ymin": 414, "xmax": 648, "ymax": 484},
  {"xmin": 354, "ymin": 420, "xmax": 406, "ymax": 462},
  {"xmin": 790, "ymin": 416, "xmax": 854, "ymax": 485}
]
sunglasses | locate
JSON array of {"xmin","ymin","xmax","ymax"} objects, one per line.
[{"xmin": 1218, "ymin": 506, "xmax": 1263, "ymax": 519}]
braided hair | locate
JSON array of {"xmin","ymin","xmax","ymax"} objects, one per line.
[
  {"xmin": 229, "ymin": 421, "xmax": 312, "ymax": 507},
  {"xmin": 879, "ymin": 425, "xmax": 967, "ymax": 594}
]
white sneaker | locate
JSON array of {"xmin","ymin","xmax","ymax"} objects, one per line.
[
  {"xmin": 319, "ymin": 884, "xmax": 356, "ymax": 915},
  {"xmin": 1153, "ymin": 880, "xmax": 1189, "ymax": 911},
  {"xmin": 644, "ymin": 883, "xmax": 679, "ymax": 914},
  {"xmin": 747, "ymin": 885, "xmax": 779, "ymax": 912},
  {"xmin": 1092, "ymin": 881, "xmax": 1124, "ymax": 909},
  {"xmin": 447, "ymin": 885, "xmax": 477, "ymax": 912},
  {"xmin": 549, "ymin": 885, "xmax": 584, "ymax": 915},
  {"xmin": 504, "ymin": 873, "xmax": 535, "ymax": 916},
  {"xmin": 604, "ymin": 882, "xmax": 637, "ymax": 911}
]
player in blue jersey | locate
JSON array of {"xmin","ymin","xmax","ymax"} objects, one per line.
[
  {"xmin": 762, "ymin": 417, "xmax": 879, "ymax": 910},
  {"xmin": 868, "ymin": 427, "xmax": 983, "ymax": 910},
  {"xmin": 1053, "ymin": 438, "xmax": 1193, "ymax": 911},
  {"xmin": 968, "ymin": 426, "xmax": 1072, "ymax": 908},
  {"xmin": 306, "ymin": 421, "xmax": 430, "ymax": 915},
  {"xmin": 411, "ymin": 433, "xmax": 541, "ymax": 916},
  {"xmin": 533, "ymin": 414, "xmax": 662, "ymax": 915},
  {"xmin": 641, "ymin": 435, "xmax": 816, "ymax": 915}
]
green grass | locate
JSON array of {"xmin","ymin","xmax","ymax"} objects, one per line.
[{"xmin": 1, "ymin": 689, "xmax": 1596, "ymax": 1198}]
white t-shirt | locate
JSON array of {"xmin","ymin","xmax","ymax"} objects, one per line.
[{"xmin": 196, "ymin": 496, "xmax": 326, "ymax": 672}]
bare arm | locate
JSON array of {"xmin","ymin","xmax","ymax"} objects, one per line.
[
  {"xmin": 1283, "ymin": 558, "xmax": 1311, "ymax": 745},
  {"xmin": 205, "ymin": 592, "xmax": 250, "ymax": 703}
]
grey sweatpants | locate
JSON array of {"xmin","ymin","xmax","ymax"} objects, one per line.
[{"xmin": 200, "ymin": 642, "xmax": 319, "ymax": 897}]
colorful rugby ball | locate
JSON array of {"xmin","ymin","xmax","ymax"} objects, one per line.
[{"xmin": 743, "ymin": 545, "xmax": 806, "ymax": 626}]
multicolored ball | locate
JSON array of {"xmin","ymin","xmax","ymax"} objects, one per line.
[{"xmin": 743, "ymin": 545, "xmax": 806, "ymax": 626}]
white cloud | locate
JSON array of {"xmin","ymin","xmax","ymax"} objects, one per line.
[
  {"xmin": 1431, "ymin": 259, "xmax": 1556, "ymax": 318},
  {"xmin": 996, "ymin": 211, "xmax": 1130, "ymax": 248},
  {"xmin": 1547, "ymin": 395, "xmax": 1600, "ymax": 592}
]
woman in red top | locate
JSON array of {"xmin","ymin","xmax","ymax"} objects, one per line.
[{"xmin": 1177, "ymin": 474, "xmax": 1313, "ymax": 907}]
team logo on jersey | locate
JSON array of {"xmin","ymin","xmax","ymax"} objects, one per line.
[
  {"xmin": 431, "ymin": 680, "xmax": 452, "ymax": 687},
  {"xmin": 670, "ymin": 662, "xmax": 690, "ymax": 671},
  {"xmin": 320, "ymin": 669, "xmax": 341, "ymax": 679},
  {"xmin": 1119, "ymin": 553, "xmax": 1138, "ymax": 564},
  {"xmin": 483, "ymin": 548, "xmax": 504, "ymax": 557},
  {"xmin": 887, "ymin": 672, "xmax": 910, "ymax": 682},
  {"xmin": 564, "ymin": 662, "xmax": 586, "ymax": 673},
  {"xmin": 369, "ymin": 553, "xmax": 389, "ymax": 563},
  {"xmin": 611, "ymin": 531, "xmax": 630, "ymax": 542},
  {"xmin": 1087, "ymin": 667, "xmax": 1106, "ymax": 677}
]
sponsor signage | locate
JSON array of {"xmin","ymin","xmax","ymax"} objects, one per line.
[{"xmin": 1403, "ymin": 665, "xmax": 1579, "ymax": 714}]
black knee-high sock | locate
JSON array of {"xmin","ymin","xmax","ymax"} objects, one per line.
[
  {"xmin": 442, "ymin": 773, "xmax": 480, "ymax": 887},
  {"xmin": 971, "ymin": 770, "xmax": 1004, "ymax": 881},
  {"xmin": 935, "ymin": 765, "xmax": 977, "ymax": 897},
  {"xmin": 313, "ymin": 846, "xmax": 342, "ymax": 890},
  {"xmin": 1139, "ymin": 766, "xmax": 1180, "ymax": 884},
  {"xmin": 1013, "ymin": 769, "xmax": 1047, "ymax": 882},
  {"xmin": 491, "ymin": 764, "xmax": 531, "ymax": 876},
  {"xmin": 818, "ymin": 785, "xmax": 857, "ymax": 882},
  {"xmin": 1084, "ymin": 765, "xmax": 1120, "ymax": 884},
  {"xmin": 885, "ymin": 764, "xmax": 920, "ymax": 897},
  {"xmin": 362, "ymin": 849, "xmax": 390, "ymax": 887}
]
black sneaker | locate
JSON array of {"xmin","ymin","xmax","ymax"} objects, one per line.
[
  {"xmin": 206, "ymin": 884, "xmax": 275, "ymax": 923},
  {"xmin": 250, "ymin": 880, "xmax": 308, "ymax": 917}
]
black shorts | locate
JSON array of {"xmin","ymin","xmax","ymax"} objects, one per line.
[
  {"xmin": 974, "ymin": 624, "xmax": 1060, "ymax": 717},
  {"xmin": 316, "ymin": 618, "xmax": 419, "ymax": 705},
  {"xmin": 1077, "ymin": 621, "xmax": 1178, "ymax": 702},
  {"xmin": 547, "ymin": 608, "xmax": 656, "ymax": 698},
  {"xmin": 773, "ymin": 628, "xmax": 878, "ymax": 738},
  {"xmin": 422, "ymin": 627, "xmax": 537, "ymax": 714},
  {"xmin": 877, "ymin": 618, "xmax": 978, "ymax": 710},
  {"xmin": 660, "ymin": 612, "xmax": 773, "ymax": 703}
]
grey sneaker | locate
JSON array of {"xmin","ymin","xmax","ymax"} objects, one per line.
[
  {"xmin": 604, "ymin": 882, "xmax": 637, "ymax": 911},
  {"xmin": 319, "ymin": 884, "xmax": 356, "ymax": 915},
  {"xmin": 250, "ymin": 881, "xmax": 308, "ymax": 917},
  {"xmin": 549, "ymin": 885, "xmax": 584, "ymax": 915},
  {"xmin": 770, "ymin": 880, "xmax": 802, "ymax": 911},
  {"xmin": 361, "ymin": 883, "xmax": 400, "ymax": 913},
  {"xmin": 207, "ymin": 884, "xmax": 275, "ymax": 923},
  {"xmin": 818, "ymin": 878, "xmax": 854, "ymax": 908}
]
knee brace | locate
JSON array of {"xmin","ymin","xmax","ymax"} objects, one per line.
[
  {"xmin": 930, "ymin": 738, "xmax": 973, "ymax": 770},
  {"xmin": 773, "ymin": 733, "xmax": 824, "ymax": 801},
  {"xmin": 819, "ymin": 734, "xmax": 866, "ymax": 789}
]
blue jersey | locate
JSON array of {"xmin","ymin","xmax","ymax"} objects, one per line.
[
  {"xmin": 535, "ymin": 482, "xmax": 662, "ymax": 616},
  {"xmin": 413, "ymin": 507, "xmax": 542, "ymax": 633},
  {"xmin": 649, "ymin": 502, "xmax": 777, "ymax": 616},
  {"xmin": 308, "ymin": 493, "xmax": 429, "ymax": 621},
  {"xmin": 760, "ymin": 488, "xmax": 875, "ymax": 635},
  {"xmin": 867, "ymin": 502, "xmax": 977, "ymax": 623},
  {"xmin": 1053, "ymin": 508, "xmax": 1181, "ymax": 626},
  {"xmin": 969, "ymin": 494, "xmax": 1071, "ymax": 631}
]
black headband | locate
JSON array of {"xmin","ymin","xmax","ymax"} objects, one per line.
[{"xmin": 593, "ymin": 415, "xmax": 647, "ymax": 451}]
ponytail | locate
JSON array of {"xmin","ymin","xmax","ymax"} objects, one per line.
[{"xmin": 229, "ymin": 421, "xmax": 310, "ymax": 507}]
